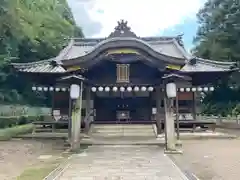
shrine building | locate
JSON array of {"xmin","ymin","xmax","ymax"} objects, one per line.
[{"xmin": 12, "ymin": 20, "xmax": 237, "ymax": 137}]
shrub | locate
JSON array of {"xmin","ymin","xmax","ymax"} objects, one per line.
[
  {"xmin": 18, "ymin": 116, "xmax": 27, "ymax": 125},
  {"xmin": 0, "ymin": 124, "xmax": 34, "ymax": 140},
  {"xmin": 0, "ymin": 117, "xmax": 18, "ymax": 128},
  {"xmin": 0, "ymin": 115, "xmax": 40, "ymax": 129}
]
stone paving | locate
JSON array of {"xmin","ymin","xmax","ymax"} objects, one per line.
[{"xmin": 58, "ymin": 145, "xmax": 189, "ymax": 180}]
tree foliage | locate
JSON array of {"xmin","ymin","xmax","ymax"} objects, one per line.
[
  {"xmin": 0, "ymin": 0, "xmax": 83, "ymax": 105},
  {"xmin": 193, "ymin": 0, "xmax": 240, "ymax": 115}
]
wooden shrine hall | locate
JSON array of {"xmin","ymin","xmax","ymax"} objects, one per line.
[{"xmin": 12, "ymin": 20, "xmax": 238, "ymax": 151}]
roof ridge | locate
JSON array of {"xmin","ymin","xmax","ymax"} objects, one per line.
[
  {"xmin": 11, "ymin": 58, "xmax": 54, "ymax": 67},
  {"xmin": 196, "ymin": 57, "xmax": 237, "ymax": 66},
  {"xmin": 72, "ymin": 36, "xmax": 179, "ymax": 42},
  {"xmin": 55, "ymin": 39, "xmax": 75, "ymax": 62}
]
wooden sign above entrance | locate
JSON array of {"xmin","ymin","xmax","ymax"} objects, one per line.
[
  {"xmin": 67, "ymin": 66, "xmax": 81, "ymax": 71},
  {"xmin": 106, "ymin": 48, "xmax": 140, "ymax": 55},
  {"xmin": 166, "ymin": 64, "xmax": 181, "ymax": 70}
]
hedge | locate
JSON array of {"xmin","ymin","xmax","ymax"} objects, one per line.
[
  {"xmin": 0, "ymin": 124, "xmax": 34, "ymax": 140},
  {"xmin": 0, "ymin": 115, "xmax": 45, "ymax": 129},
  {"xmin": 0, "ymin": 115, "xmax": 50, "ymax": 140}
]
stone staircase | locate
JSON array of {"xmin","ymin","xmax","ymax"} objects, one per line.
[{"xmin": 90, "ymin": 124, "xmax": 157, "ymax": 138}]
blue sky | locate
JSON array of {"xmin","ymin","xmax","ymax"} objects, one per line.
[
  {"xmin": 161, "ymin": 20, "xmax": 199, "ymax": 50},
  {"xmin": 67, "ymin": 0, "xmax": 205, "ymax": 51}
]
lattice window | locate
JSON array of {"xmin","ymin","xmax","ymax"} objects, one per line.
[{"xmin": 116, "ymin": 64, "xmax": 130, "ymax": 83}]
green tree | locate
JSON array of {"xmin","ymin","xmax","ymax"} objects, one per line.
[
  {"xmin": 193, "ymin": 0, "xmax": 240, "ymax": 115},
  {"xmin": 0, "ymin": 0, "xmax": 83, "ymax": 104}
]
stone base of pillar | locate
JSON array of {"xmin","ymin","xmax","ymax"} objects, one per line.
[
  {"xmin": 164, "ymin": 148, "xmax": 183, "ymax": 154},
  {"xmin": 176, "ymin": 140, "xmax": 182, "ymax": 147}
]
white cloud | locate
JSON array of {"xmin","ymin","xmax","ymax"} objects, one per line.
[{"xmin": 68, "ymin": 0, "xmax": 205, "ymax": 37}]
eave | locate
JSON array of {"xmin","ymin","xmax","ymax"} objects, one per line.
[
  {"xmin": 11, "ymin": 58, "xmax": 66, "ymax": 74},
  {"xmin": 180, "ymin": 57, "xmax": 238, "ymax": 73}
]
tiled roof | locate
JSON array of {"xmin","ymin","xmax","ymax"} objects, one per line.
[
  {"xmin": 12, "ymin": 59, "xmax": 66, "ymax": 73},
  {"xmin": 55, "ymin": 37, "xmax": 189, "ymax": 61},
  {"xmin": 180, "ymin": 58, "xmax": 237, "ymax": 72}
]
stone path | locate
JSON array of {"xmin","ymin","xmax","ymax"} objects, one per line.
[{"xmin": 57, "ymin": 145, "xmax": 189, "ymax": 180}]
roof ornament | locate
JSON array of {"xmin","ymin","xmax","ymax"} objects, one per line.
[
  {"xmin": 176, "ymin": 33, "xmax": 184, "ymax": 47},
  {"xmin": 108, "ymin": 19, "xmax": 137, "ymax": 38},
  {"xmin": 188, "ymin": 57, "xmax": 197, "ymax": 65}
]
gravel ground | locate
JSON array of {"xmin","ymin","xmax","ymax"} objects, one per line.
[
  {"xmin": 0, "ymin": 139, "xmax": 66, "ymax": 180},
  {"xmin": 170, "ymin": 129, "xmax": 240, "ymax": 180}
]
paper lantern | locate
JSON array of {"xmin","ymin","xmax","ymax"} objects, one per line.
[
  {"xmin": 134, "ymin": 86, "xmax": 139, "ymax": 92},
  {"xmin": 91, "ymin": 87, "xmax": 97, "ymax": 92},
  {"xmin": 98, "ymin": 86, "xmax": 104, "ymax": 92},
  {"xmin": 70, "ymin": 84, "xmax": 80, "ymax": 99},
  {"xmin": 141, "ymin": 86, "xmax": 147, "ymax": 91},
  {"xmin": 148, "ymin": 87, "xmax": 154, "ymax": 92},
  {"xmin": 127, "ymin": 87, "xmax": 132, "ymax": 92},
  {"xmin": 120, "ymin": 87, "xmax": 125, "ymax": 92},
  {"xmin": 113, "ymin": 87, "xmax": 118, "ymax": 92},
  {"xmin": 166, "ymin": 82, "xmax": 177, "ymax": 98},
  {"xmin": 105, "ymin": 87, "xmax": 110, "ymax": 92}
]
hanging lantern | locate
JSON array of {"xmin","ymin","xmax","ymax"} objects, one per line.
[
  {"xmin": 120, "ymin": 87, "xmax": 125, "ymax": 92},
  {"xmin": 197, "ymin": 87, "xmax": 203, "ymax": 91},
  {"xmin": 91, "ymin": 87, "xmax": 97, "ymax": 92},
  {"xmin": 43, "ymin": 87, "xmax": 48, "ymax": 91},
  {"xmin": 203, "ymin": 87, "xmax": 208, "ymax": 92},
  {"xmin": 55, "ymin": 87, "xmax": 60, "ymax": 92},
  {"xmin": 141, "ymin": 86, "xmax": 147, "ymax": 92},
  {"xmin": 192, "ymin": 87, "xmax": 197, "ymax": 92},
  {"xmin": 127, "ymin": 87, "xmax": 132, "ymax": 92},
  {"xmin": 32, "ymin": 86, "xmax": 37, "ymax": 91},
  {"xmin": 134, "ymin": 86, "xmax": 139, "ymax": 92},
  {"xmin": 180, "ymin": 88, "xmax": 184, "ymax": 92},
  {"xmin": 49, "ymin": 87, "xmax": 54, "ymax": 91},
  {"xmin": 113, "ymin": 86, "xmax": 118, "ymax": 92},
  {"xmin": 98, "ymin": 86, "xmax": 104, "ymax": 92},
  {"xmin": 37, "ymin": 87, "xmax": 43, "ymax": 91},
  {"xmin": 186, "ymin": 88, "xmax": 191, "ymax": 92},
  {"xmin": 61, "ymin": 87, "xmax": 66, "ymax": 92},
  {"xmin": 148, "ymin": 87, "xmax": 154, "ymax": 92},
  {"xmin": 105, "ymin": 87, "xmax": 110, "ymax": 92},
  {"xmin": 209, "ymin": 87, "xmax": 214, "ymax": 91}
]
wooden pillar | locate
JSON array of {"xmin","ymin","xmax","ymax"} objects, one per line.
[
  {"xmin": 156, "ymin": 86, "xmax": 162, "ymax": 134},
  {"xmin": 85, "ymin": 86, "xmax": 91, "ymax": 133},
  {"xmin": 176, "ymin": 92, "xmax": 180, "ymax": 140},
  {"xmin": 68, "ymin": 91, "xmax": 72, "ymax": 140},
  {"xmin": 70, "ymin": 82, "xmax": 83, "ymax": 152},
  {"xmin": 164, "ymin": 86, "xmax": 176, "ymax": 151},
  {"xmin": 192, "ymin": 92, "xmax": 197, "ymax": 121}
]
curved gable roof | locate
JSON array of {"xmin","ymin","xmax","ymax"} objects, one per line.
[
  {"xmin": 56, "ymin": 37, "xmax": 189, "ymax": 66},
  {"xmin": 55, "ymin": 37, "xmax": 190, "ymax": 62}
]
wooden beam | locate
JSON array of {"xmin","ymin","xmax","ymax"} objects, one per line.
[
  {"xmin": 156, "ymin": 86, "xmax": 162, "ymax": 135},
  {"xmin": 176, "ymin": 92, "xmax": 180, "ymax": 140},
  {"xmin": 192, "ymin": 92, "xmax": 197, "ymax": 121},
  {"xmin": 85, "ymin": 86, "xmax": 91, "ymax": 133}
]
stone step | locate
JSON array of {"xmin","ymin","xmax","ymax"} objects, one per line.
[
  {"xmin": 91, "ymin": 131, "xmax": 156, "ymax": 135},
  {"xmin": 90, "ymin": 124, "xmax": 156, "ymax": 138},
  {"xmin": 92, "ymin": 124, "xmax": 154, "ymax": 129},
  {"xmin": 91, "ymin": 133, "xmax": 155, "ymax": 137},
  {"xmin": 93, "ymin": 128, "xmax": 154, "ymax": 133}
]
